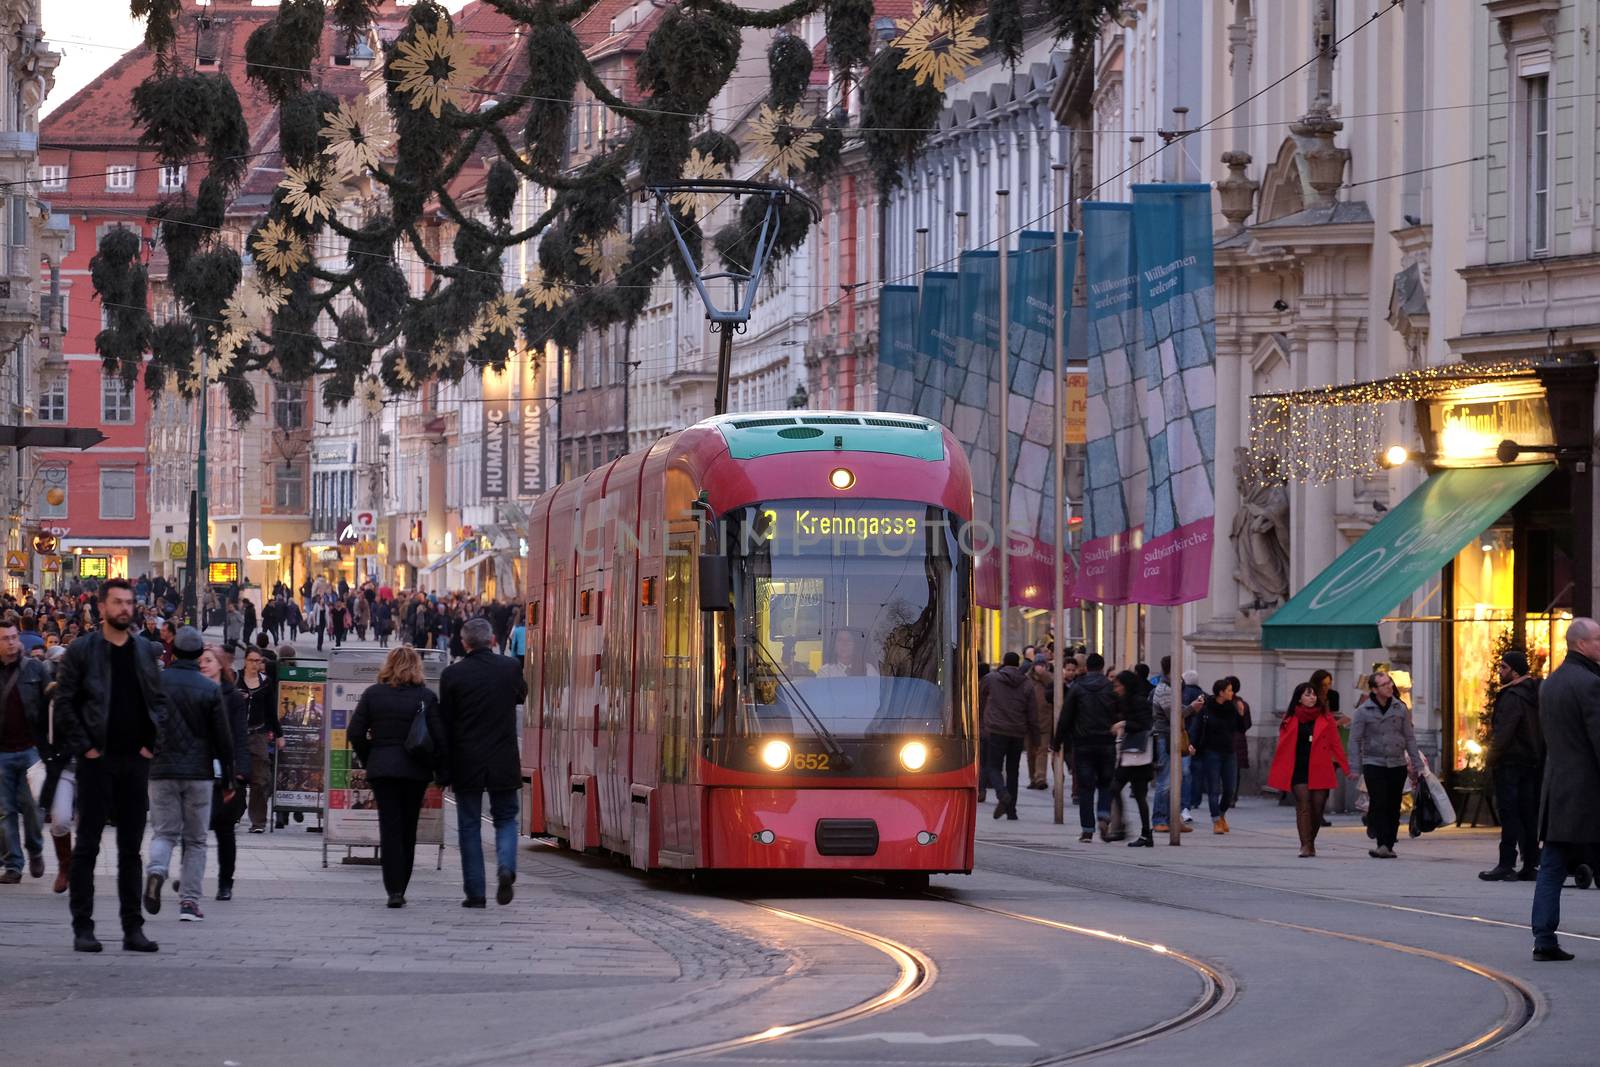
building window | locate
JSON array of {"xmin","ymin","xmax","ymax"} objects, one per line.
[
  {"xmin": 274, "ymin": 382, "xmax": 305, "ymax": 430},
  {"xmin": 1523, "ymin": 73, "xmax": 1551, "ymax": 256},
  {"xmin": 99, "ymin": 468, "xmax": 136, "ymax": 519},
  {"xmin": 106, "ymin": 164, "xmax": 135, "ymax": 192},
  {"xmin": 40, "ymin": 164, "xmax": 66, "ymax": 190},
  {"xmin": 38, "ymin": 376, "xmax": 67, "ymax": 423},
  {"xmin": 275, "ymin": 463, "xmax": 304, "ymax": 510},
  {"xmin": 101, "ymin": 373, "xmax": 135, "ymax": 423},
  {"xmin": 158, "ymin": 165, "xmax": 187, "ymax": 193}
]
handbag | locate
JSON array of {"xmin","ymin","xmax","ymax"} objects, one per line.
[
  {"xmin": 1119, "ymin": 730, "xmax": 1153, "ymax": 767},
  {"xmin": 404, "ymin": 698, "xmax": 434, "ymax": 766}
]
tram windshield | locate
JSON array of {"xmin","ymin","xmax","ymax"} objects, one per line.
[{"xmin": 712, "ymin": 499, "xmax": 968, "ymax": 740}]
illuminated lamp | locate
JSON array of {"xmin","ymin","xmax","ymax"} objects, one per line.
[
  {"xmin": 759, "ymin": 739, "xmax": 792, "ymax": 770},
  {"xmin": 829, "ymin": 467, "xmax": 855, "ymax": 490}
]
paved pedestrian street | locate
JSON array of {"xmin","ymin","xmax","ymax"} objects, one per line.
[{"xmin": 5, "ymin": 783, "xmax": 1599, "ymax": 1066}]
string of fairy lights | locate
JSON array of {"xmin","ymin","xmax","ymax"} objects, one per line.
[{"xmin": 1244, "ymin": 358, "xmax": 1539, "ymax": 487}]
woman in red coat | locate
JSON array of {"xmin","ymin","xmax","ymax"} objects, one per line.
[{"xmin": 1268, "ymin": 682, "xmax": 1350, "ymax": 857}]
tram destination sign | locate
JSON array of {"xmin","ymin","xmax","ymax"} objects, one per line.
[{"xmin": 750, "ymin": 505, "xmax": 928, "ymax": 555}]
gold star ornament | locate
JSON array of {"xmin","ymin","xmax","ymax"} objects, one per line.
[
  {"xmin": 481, "ymin": 292, "xmax": 524, "ymax": 335},
  {"xmin": 577, "ymin": 229, "xmax": 633, "ymax": 279},
  {"xmin": 524, "ymin": 266, "xmax": 570, "ymax": 311},
  {"xmin": 356, "ymin": 375, "xmax": 385, "ymax": 417},
  {"xmin": 251, "ymin": 218, "xmax": 309, "ymax": 277},
  {"xmin": 672, "ymin": 149, "xmax": 729, "ymax": 218},
  {"xmin": 388, "ymin": 23, "xmax": 487, "ymax": 120},
  {"xmin": 320, "ymin": 95, "xmax": 395, "ymax": 178},
  {"xmin": 749, "ymin": 105, "xmax": 822, "ymax": 181},
  {"xmin": 894, "ymin": 5, "xmax": 988, "ymax": 92},
  {"xmin": 279, "ymin": 162, "xmax": 349, "ymax": 225}
]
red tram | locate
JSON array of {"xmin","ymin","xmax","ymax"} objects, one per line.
[{"xmin": 520, "ymin": 411, "xmax": 977, "ymax": 877}]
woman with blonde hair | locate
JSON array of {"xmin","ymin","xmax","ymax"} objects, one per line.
[{"xmin": 346, "ymin": 646, "xmax": 446, "ymax": 907}]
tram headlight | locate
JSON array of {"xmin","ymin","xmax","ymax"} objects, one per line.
[
  {"xmin": 760, "ymin": 739, "xmax": 792, "ymax": 770},
  {"xmin": 829, "ymin": 466, "xmax": 855, "ymax": 490},
  {"xmin": 899, "ymin": 740, "xmax": 929, "ymax": 771}
]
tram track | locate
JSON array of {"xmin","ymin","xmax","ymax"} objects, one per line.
[{"xmin": 978, "ymin": 839, "xmax": 1543, "ymax": 1065}]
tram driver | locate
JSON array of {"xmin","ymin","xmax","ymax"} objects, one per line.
[{"xmin": 816, "ymin": 628, "xmax": 879, "ymax": 679}]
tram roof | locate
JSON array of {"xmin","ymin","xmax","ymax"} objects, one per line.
[{"xmin": 703, "ymin": 412, "xmax": 947, "ymax": 463}]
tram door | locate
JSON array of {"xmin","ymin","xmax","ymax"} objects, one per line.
[{"xmin": 659, "ymin": 527, "xmax": 698, "ymax": 857}]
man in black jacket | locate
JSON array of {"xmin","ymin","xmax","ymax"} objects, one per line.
[
  {"xmin": 54, "ymin": 578, "xmax": 168, "ymax": 953},
  {"xmin": 1532, "ymin": 619, "xmax": 1600, "ymax": 961},
  {"xmin": 439, "ymin": 618, "xmax": 527, "ymax": 907},
  {"xmin": 978, "ymin": 652, "xmax": 1040, "ymax": 820},
  {"xmin": 143, "ymin": 627, "xmax": 234, "ymax": 923},
  {"xmin": 1056, "ymin": 652, "xmax": 1118, "ymax": 842},
  {"xmin": 1480, "ymin": 649, "xmax": 1543, "ymax": 883},
  {"xmin": 0, "ymin": 615, "xmax": 52, "ymax": 884}
]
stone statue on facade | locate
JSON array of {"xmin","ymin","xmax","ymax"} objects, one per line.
[{"xmin": 1232, "ymin": 447, "xmax": 1291, "ymax": 606}]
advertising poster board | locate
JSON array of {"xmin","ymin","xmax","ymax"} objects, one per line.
[
  {"xmin": 322, "ymin": 648, "xmax": 448, "ymax": 866},
  {"xmin": 274, "ymin": 664, "xmax": 326, "ymax": 812}
]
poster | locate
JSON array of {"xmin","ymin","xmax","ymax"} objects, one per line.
[
  {"xmin": 324, "ymin": 649, "xmax": 446, "ymax": 850},
  {"xmin": 274, "ymin": 665, "xmax": 326, "ymax": 810}
]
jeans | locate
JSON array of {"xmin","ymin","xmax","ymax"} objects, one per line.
[
  {"xmin": 1183, "ymin": 753, "xmax": 1203, "ymax": 812},
  {"xmin": 1151, "ymin": 733, "xmax": 1172, "ymax": 825},
  {"xmin": 1532, "ymin": 841, "xmax": 1571, "ymax": 950},
  {"xmin": 456, "ymin": 787, "xmax": 520, "ymax": 900},
  {"xmin": 1494, "ymin": 763, "xmax": 1542, "ymax": 871},
  {"xmin": 0, "ymin": 747, "xmax": 42, "ymax": 873},
  {"xmin": 1073, "ymin": 743, "xmax": 1116, "ymax": 832},
  {"xmin": 372, "ymin": 777, "xmax": 427, "ymax": 896},
  {"xmin": 1199, "ymin": 750, "xmax": 1237, "ymax": 819},
  {"xmin": 985, "ymin": 735, "xmax": 1025, "ymax": 804},
  {"xmin": 71, "ymin": 753, "xmax": 150, "ymax": 936},
  {"xmin": 1363, "ymin": 764, "xmax": 1408, "ymax": 849},
  {"xmin": 147, "ymin": 778, "xmax": 214, "ymax": 904}
]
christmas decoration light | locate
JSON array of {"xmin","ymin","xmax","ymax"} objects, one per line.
[
  {"xmin": 749, "ymin": 104, "xmax": 822, "ymax": 181},
  {"xmin": 894, "ymin": 5, "xmax": 988, "ymax": 92},
  {"xmin": 672, "ymin": 149, "xmax": 730, "ymax": 217},
  {"xmin": 319, "ymin": 95, "xmax": 394, "ymax": 178},
  {"xmin": 1246, "ymin": 359, "xmax": 1537, "ymax": 486},
  {"xmin": 251, "ymin": 219, "xmax": 308, "ymax": 277},
  {"xmin": 279, "ymin": 162, "xmax": 349, "ymax": 225},
  {"xmin": 388, "ymin": 23, "xmax": 486, "ymax": 120}
]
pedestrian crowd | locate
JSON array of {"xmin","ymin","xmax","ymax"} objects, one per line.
[
  {"xmin": 0, "ymin": 575, "xmax": 532, "ymax": 953},
  {"xmin": 975, "ymin": 621, "xmax": 1600, "ymax": 962}
]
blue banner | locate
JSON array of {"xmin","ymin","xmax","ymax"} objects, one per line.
[
  {"xmin": 1129, "ymin": 183, "xmax": 1217, "ymax": 605},
  {"xmin": 1078, "ymin": 202, "xmax": 1141, "ymax": 605},
  {"xmin": 911, "ymin": 271, "xmax": 958, "ymax": 421},
  {"xmin": 876, "ymin": 284, "xmax": 920, "ymax": 413}
]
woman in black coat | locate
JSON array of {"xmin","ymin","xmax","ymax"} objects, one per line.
[
  {"xmin": 347, "ymin": 646, "xmax": 447, "ymax": 907},
  {"xmin": 1111, "ymin": 670, "xmax": 1156, "ymax": 848}
]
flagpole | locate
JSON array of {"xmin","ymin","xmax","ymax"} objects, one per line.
[
  {"xmin": 1050, "ymin": 166, "xmax": 1067, "ymax": 827},
  {"xmin": 996, "ymin": 189, "xmax": 1010, "ymax": 658}
]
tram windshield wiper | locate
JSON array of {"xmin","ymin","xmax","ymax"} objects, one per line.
[{"xmin": 749, "ymin": 638, "xmax": 853, "ymax": 769}]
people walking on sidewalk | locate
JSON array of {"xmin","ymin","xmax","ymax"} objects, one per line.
[
  {"xmin": 1531, "ymin": 618, "xmax": 1600, "ymax": 962},
  {"xmin": 439, "ymin": 618, "xmax": 527, "ymax": 907},
  {"xmin": 143, "ymin": 627, "xmax": 235, "ymax": 924},
  {"xmin": 1195, "ymin": 679, "xmax": 1243, "ymax": 834},
  {"xmin": 1268, "ymin": 682, "xmax": 1349, "ymax": 857},
  {"xmin": 347, "ymin": 647, "xmax": 446, "ymax": 908},
  {"xmin": 1026, "ymin": 656, "xmax": 1054, "ymax": 790},
  {"xmin": 200, "ymin": 645, "xmax": 250, "ymax": 901},
  {"xmin": 239, "ymin": 646, "xmax": 279, "ymax": 833},
  {"xmin": 1349, "ymin": 670, "xmax": 1423, "ymax": 859},
  {"xmin": 1111, "ymin": 670, "xmax": 1155, "ymax": 847},
  {"xmin": 0, "ymin": 614, "xmax": 52, "ymax": 884},
  {"xmin": 56, "ymin": 578, "xmax": 168, "ymax": 953},
  {"xmin": 1480, "ymin": 649, "xmax": 1544, "ymax": 882},
  {"xmin": 980, "ymin": 652, "xmax": 1039, "ymax": 821},
  {"xmin": 1056, "ymin": 652, "xmax": 1117, "ymax": 842}
]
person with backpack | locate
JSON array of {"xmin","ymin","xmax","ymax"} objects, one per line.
[
  {"xmin": 1480, "ymin": 649, "xmax": 1543, "ymax": 881},
  {"xmin": 1055, "ymin": 652, "xmax": 1118, "ymax": 842},
  {"xmin": 346, "ymin": 646, "xmax": 446, "ymax": 908}
]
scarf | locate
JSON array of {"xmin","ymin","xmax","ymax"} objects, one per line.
[{"xmin": 1293, "ymin": 704, "xmax": 1322, "ymax": 725}]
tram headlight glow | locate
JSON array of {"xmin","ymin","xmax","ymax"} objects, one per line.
[
  {"xmin": 760, "ymin": 739, "xmax": 792, "ymax": 770},
  {"xmin": 829, "ymin": 467, "xmax": 855, "ymax": 490},
  {"xmin": 899, "ymin": 740, "xmax": 929, "ymax": 771}
]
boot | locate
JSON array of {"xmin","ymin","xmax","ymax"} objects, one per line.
[{"xmin": 51, "ymin": 833, "xmax": 72, "ymax": 894}]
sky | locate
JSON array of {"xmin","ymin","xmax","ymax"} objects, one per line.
[{"xmin": 43, "ymin": 1, "xmax": 473, "ymax": 117}]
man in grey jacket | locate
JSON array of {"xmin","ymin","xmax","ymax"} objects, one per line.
[{"xmin": 143, "ymin": 627, "xmax": 234, "ymax": 924}]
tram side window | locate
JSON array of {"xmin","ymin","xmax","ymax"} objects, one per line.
[{"xmin": 661, "ymin": 542, "xmax": 694, "ymax": 782}]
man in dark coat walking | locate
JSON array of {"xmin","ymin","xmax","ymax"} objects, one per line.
[
  {"xmin": 1531, "ymin": 618, "xmax": 1600, "ymax": 961},
  {"xmin": 439, "ymin": 618, "xmax": 527, "ymax": 907},
  {"xmin": 1480, "ymin": 649, "xmax": 1543, "ymax": 882},
  {"xmin": 978, "ymin": 652, "xmax": 1040, "ymax": 821}
]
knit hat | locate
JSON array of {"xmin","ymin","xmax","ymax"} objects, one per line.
[
  {"xmin": 1501, "ymin": 649, "xmax": 1530, "ymax": 676},
  {"xmin": 173, "ymin": 626, "xmax": 205, "ymax": 656}
]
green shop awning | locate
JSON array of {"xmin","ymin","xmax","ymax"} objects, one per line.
[{"xmin": 1262, "ymin": 463, "xmax": 1554, "ymax": 650}]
